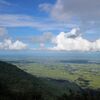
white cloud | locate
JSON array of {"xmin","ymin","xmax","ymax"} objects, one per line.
[
  {"xmin": 52, "ymin": 28, "xmax": 100, "ymax": 51},
  {"xmin": 0, "ymin": 0, "xmax": 11, "ymax": 6},
  {"xmin": 0, "ymin": 39, "xmax": 27, "ymax": 50},
  {"xmin": 31, "ymin": 32, "xmax": 53, "ymax": 43},
  {"xmin": 0, "ymin": 27, "xmax": 7, "ymax": 37},
  {"xmin": 0, "ymin": 14, "xmax": 35, "ymax": 27},
  {"xmin": 0, "ymin": 27, "xmax": 27, "ymax": 50},
  {"xmin": 48, "ymin": 0, "xmax": 100, "ymax": 21},
  {"xmin": 40, "ymin": 0, "xmax": 100, "ymax": 32},
  {"xmin": 92, "ymin": 39, "xmax": 100, "ymax": 51},
  {"xmin": 39, "ymin": 3, "xmax": 52, "ymax": 12},
  {"xmin": 0, "ymin": 14, "xmax": 78, "ymax": 31}
]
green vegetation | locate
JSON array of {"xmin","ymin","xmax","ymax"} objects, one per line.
[
  {"xmin": 0, "ymin": 61, "xmax": 100, "ymax": 100},
  {"xmin": 0, "ymin": 61, "xmax": 81, "ymax": 100},
  {"xmin": 19, "ymin": 63, "xmax": 100, "ymax": 89}
]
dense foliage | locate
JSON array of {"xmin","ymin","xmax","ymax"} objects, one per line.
[{"xmin": 0, "ymin": 61, "xmax": 100, "ymax": 100}]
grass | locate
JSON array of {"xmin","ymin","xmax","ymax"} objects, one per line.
[
  {"xmin": 0, "ymin": 61, "xmax": 84, "ymax": 100},
  {"xmin": 18, "ymin": 63, "xmax": 100, "ymax": 89}
]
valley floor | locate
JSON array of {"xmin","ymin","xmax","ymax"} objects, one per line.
[{"xmin": 18, "ymin": 63, "xmax": 100, "ymax": 89}]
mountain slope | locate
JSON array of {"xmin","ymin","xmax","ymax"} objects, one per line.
[{"xmin": 0, "ymin": 61, "xmax": 99, "ymax": 100}]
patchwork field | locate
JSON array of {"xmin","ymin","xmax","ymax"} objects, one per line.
[{"xmin": 18, "ymin": 63, "xmax": 100, "ymax": 89}]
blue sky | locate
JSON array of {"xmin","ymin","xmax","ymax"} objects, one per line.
[{"xmin": 0, "ymin": 0, "xmax": 100, "ymax": 51}]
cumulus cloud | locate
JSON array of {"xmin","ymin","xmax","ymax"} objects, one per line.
[
  {"xmin": 0, "ymin": 27, "xmax": 27, "ymax": 50},
  {"xmin": 66, "ymin": 28, "xmax": 81, "ymax": 38},
  {"xmin": 52, "ymin": 28, "xmax": 100, "ymax": 51},
  {"xmin": 0, "ymin": 39, "xmax": 27, "ymax": 50}
]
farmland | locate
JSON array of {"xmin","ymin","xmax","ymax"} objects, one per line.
[{"xmin": 18, "ymin": 63, "xmax": 100, "ymax": 89}]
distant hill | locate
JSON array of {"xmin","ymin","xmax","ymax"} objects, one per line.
[{"xmin": 0, "ymin": 61, "xmax": 99, "ymax": 100}]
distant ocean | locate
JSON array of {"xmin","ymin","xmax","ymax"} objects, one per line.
[{"xmin": 0, "ymin": 50, "xmax": 100, "ymax": 64}]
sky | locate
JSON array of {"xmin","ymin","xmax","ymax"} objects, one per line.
[{"xmin": 0, "ymin": 0, "xmax": 100, "ymax": 51}]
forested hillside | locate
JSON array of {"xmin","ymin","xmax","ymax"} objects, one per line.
[{"xmin": 0, "ymin": 61, "xmax": 99, "ymax": 100}]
